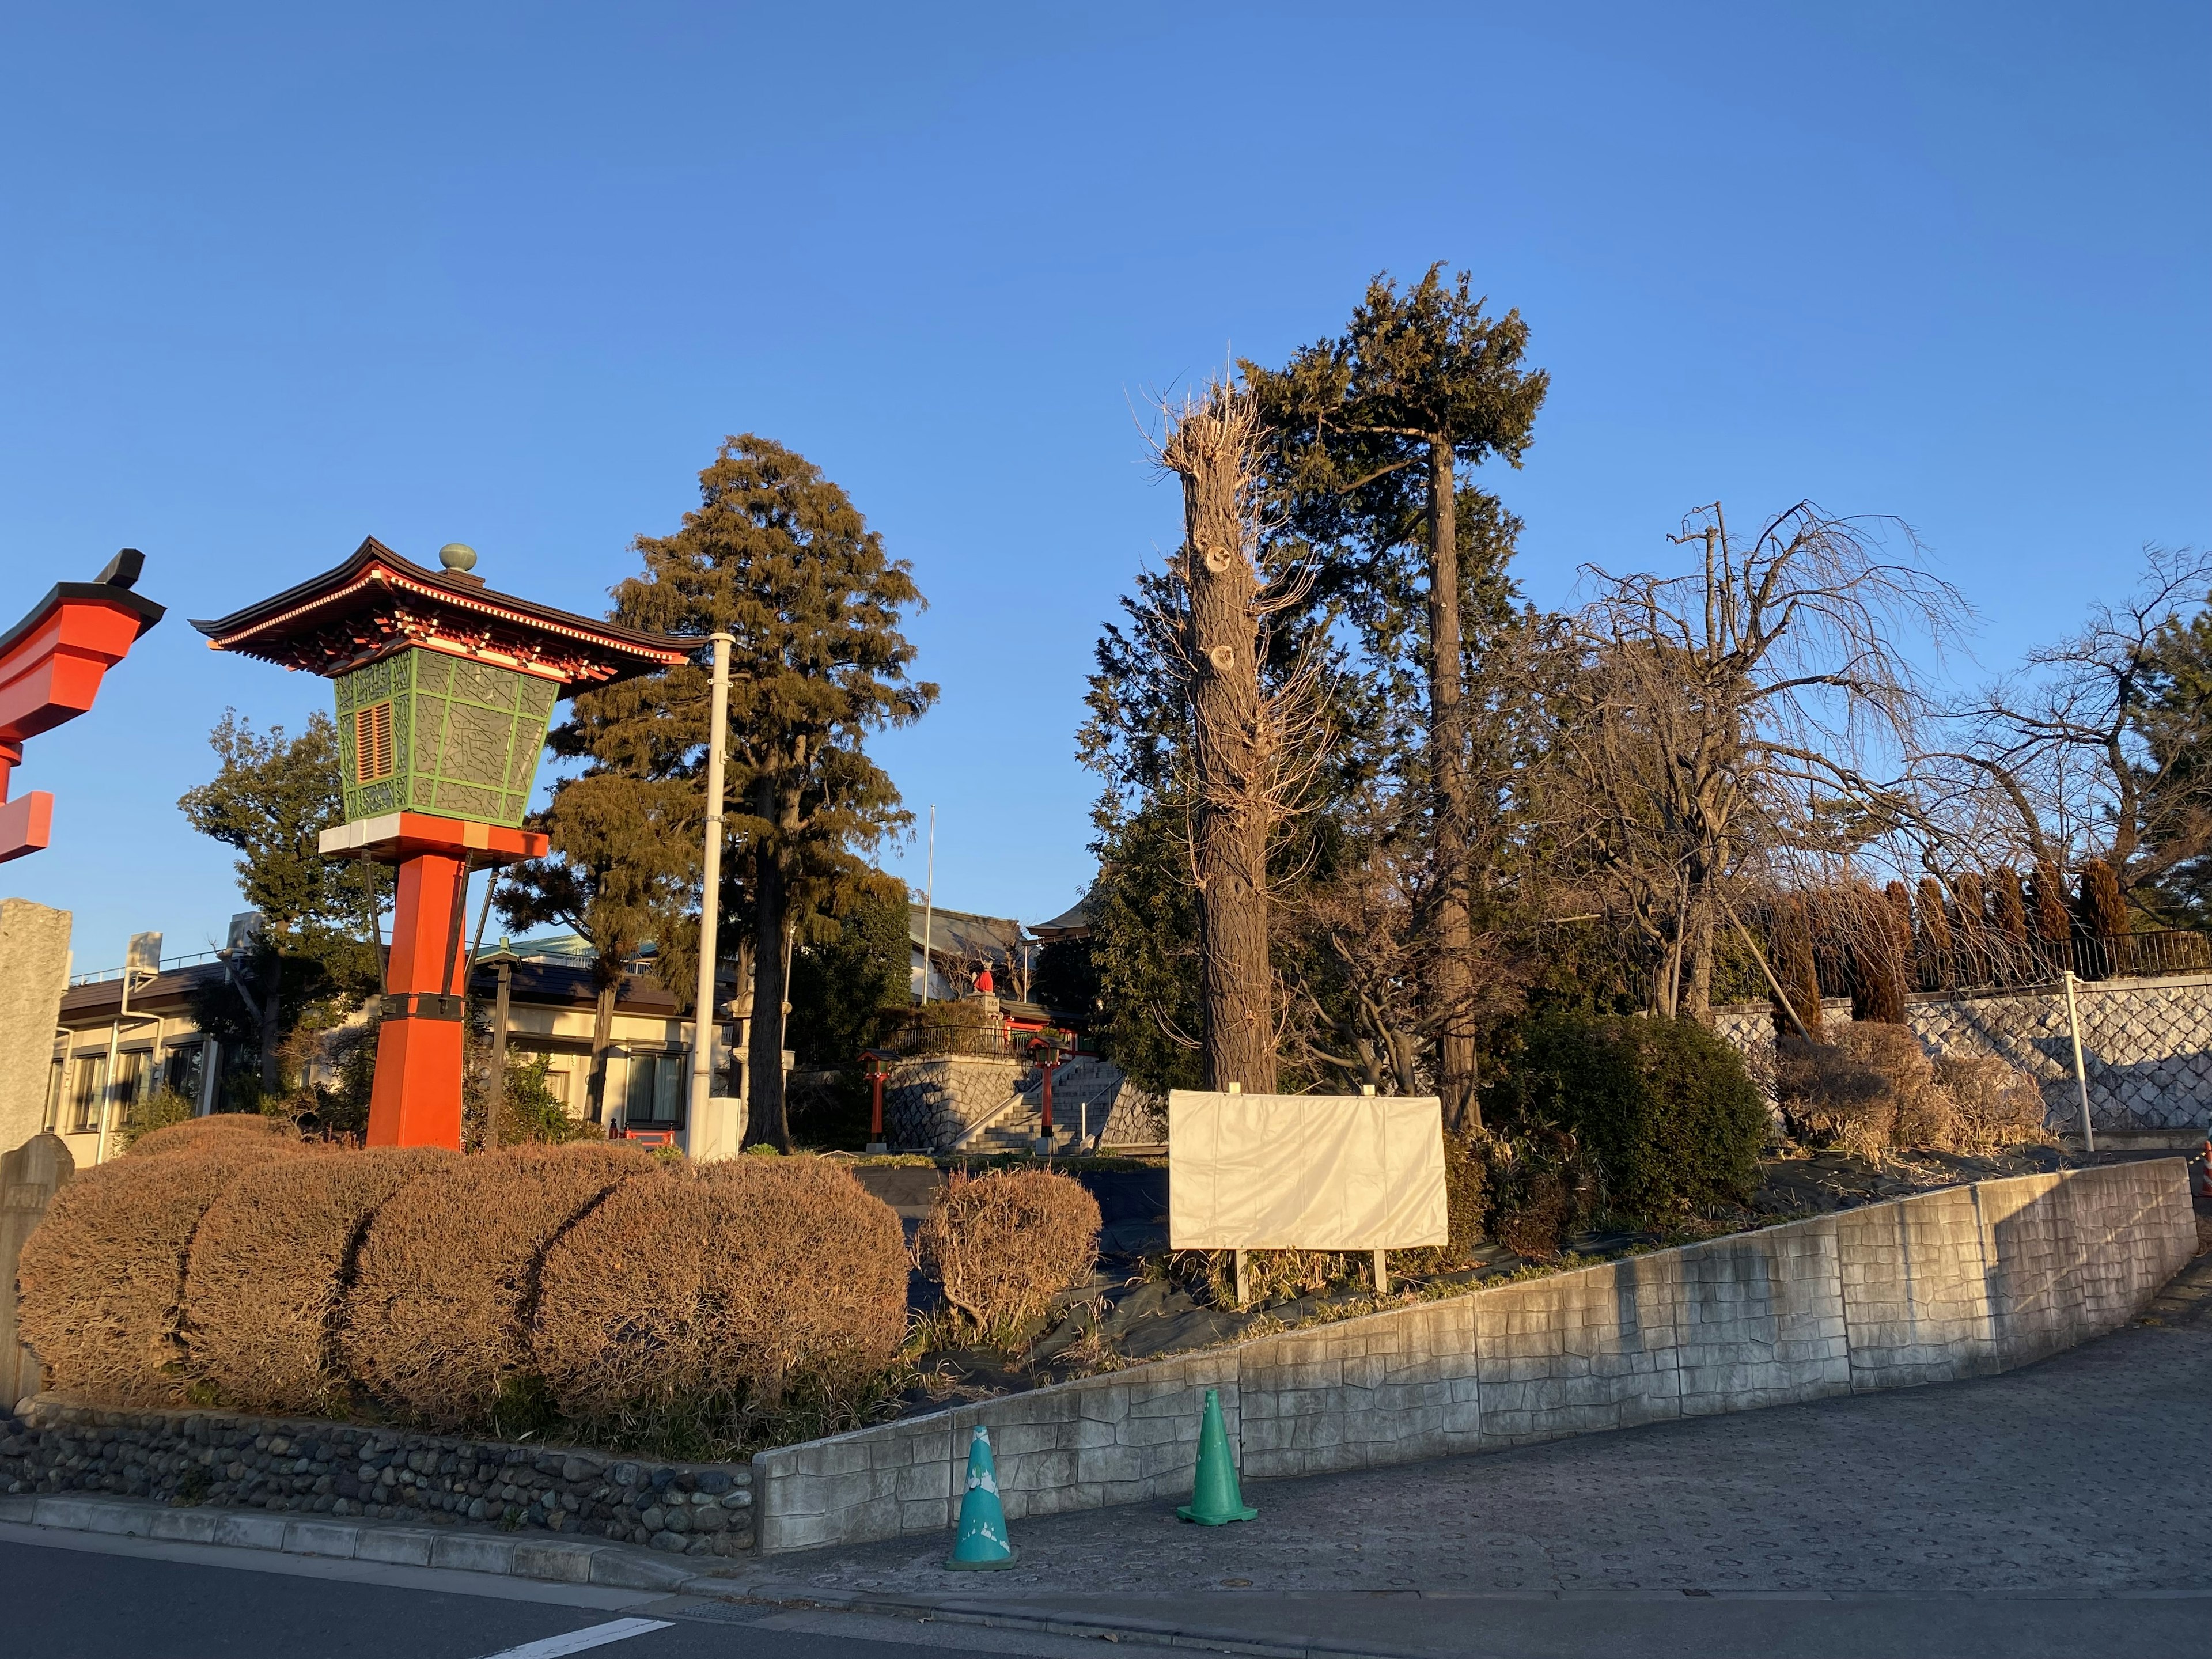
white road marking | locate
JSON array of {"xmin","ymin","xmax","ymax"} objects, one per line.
[{"xmin": 472, "ymin": 1616, "xmax": 674, "ymax": 1658}]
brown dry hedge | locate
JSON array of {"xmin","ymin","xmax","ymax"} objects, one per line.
[
  {"xmin": 126, "ymin": 1113, "xmax": 299, "ymax": 1158},
  {"xmin": 532, "ymin": 1156, "xmax": 907, "ymax": 1419},
  {"xmin": 340, "ymin": 1142, "xmax": 653, "ymax": 1427},
  {"xmin": 17, "ymin": 1138, "xmax": 320, "ymax": 1404},
  {"xmin": 181, "ymin": 1145, "xmax": 459, "ymax": 1412},
  {"xmin": 1933, "ymin": 1055, "xmax": 2053, "ymax": 1154},
  {"xmin": 916, "ymin": 1168, "xmax": 1100, "ymax": 1335}
]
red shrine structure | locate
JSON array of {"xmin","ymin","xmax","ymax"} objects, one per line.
[
  {"xmin": 0, "ymin": 551, "xmax": 166, "ymax": 864},
  {"xmin": 195, "ymin": 538, "xmax": 690, "ymax": 1149}
]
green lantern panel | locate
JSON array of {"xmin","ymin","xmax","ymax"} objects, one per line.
[{"xmin": 333, "ymin": 647, "xmax": 558, "ymax": 828}]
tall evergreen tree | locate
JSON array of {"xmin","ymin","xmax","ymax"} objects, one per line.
[
  {"xmin": 1245, "ymin": 266, "xmax": 1548, "ymax": 1127},
  {"xmin": 574, "ymin": 435, "xmax": 934, "ymax": 1149}
]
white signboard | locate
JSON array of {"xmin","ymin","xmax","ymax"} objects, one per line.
[{"xmin": 1168, "ymin": 1090, "xmax": 1449, "ymax": 1251}]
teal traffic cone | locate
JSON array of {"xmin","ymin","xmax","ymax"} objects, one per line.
[
  {"xmin": 944, "ymin": 1424, "xmax": 1018, "ymax": 1570},
  {"xmin": 1177, "ymin": 1388, "xmax": 1257, "ymax": 1525}
]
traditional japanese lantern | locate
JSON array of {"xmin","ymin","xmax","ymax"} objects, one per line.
[{"xmin": 194, "ymin": 538, "xmax": 690, "ymax": 1148}]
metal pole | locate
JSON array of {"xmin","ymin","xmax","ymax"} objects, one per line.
[
  {"xmin": 2062, "ymin": 968, "xmax": 2095, "ymax": 1155},
  {"xmin": 487, "ymin": 959, "xmax": 511, "ymax": 1149},
  {"xmin": 689, "ymin": 633, "xmax": 735, "ymax": 1128},
  {"xmin": 920, "ymin": 804, "xmax": 935, "ymax": 1005}
]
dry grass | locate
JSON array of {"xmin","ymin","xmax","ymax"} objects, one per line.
[
  {"xmin": 17, "ymin": 1140, "xmax": 320, "ymax": 1404},
  {"xmin": 126, "ymin": 1113, "xmax": 299, "ymax": 1159},
  {"xmin": 181, "ymin": 1146, "xmax": 459, "ymax": 1413},
  {"xmin": 532, "ymin": 1156, "xmax": 907, "ymax": 1425},
  {"xmin": 340, "ymin": 1143, "xmax": 653, "ymax": 1428},
  {"xmin": 1773, "ymin": 1025, "xmax": 2054, "ymax": 1157},
  {"xmin": 1934, "ymin": 1055, "xmax": 2055, "ymax": 1154},
  {"xmin": 916, "ymin": 1168, "xmax": 1100, "ymax": 1337}
]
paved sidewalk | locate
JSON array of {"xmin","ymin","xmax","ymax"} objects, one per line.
[{"xmin": 753, "ymin": 1301, "xmax": 2212, "ymax": 1607}]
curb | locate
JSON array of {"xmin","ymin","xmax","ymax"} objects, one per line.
[{"xmin": 0, "ymin": 1492, "xmax": 738, "ymax": 1596}]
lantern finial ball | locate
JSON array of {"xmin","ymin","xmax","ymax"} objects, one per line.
[{"xmin": 438, "ymin": 543, "xmax": 478, "ymax": 573}]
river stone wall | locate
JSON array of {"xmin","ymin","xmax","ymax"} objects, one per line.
[
  {"xmin": 752, "ymin": 1159, "xmax": 2194, "ymax": 1555},
  {"xmin": 1713, "ymin": 972, "xmax": 2212, "ymax": 1141},
  {"xmin": 0, "ymin": 1402, "xmax": 753, "ymax": 1558}
]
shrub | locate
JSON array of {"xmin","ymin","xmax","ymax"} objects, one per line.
[
  {"xmin": 341, "ymin": 1142, "xmax": 652, "ymax": 1427},
  {"xmin": 916, "ymin": 1168, "xmax": 1101, "ymax": 1336},
  {"xmin": 117, "ymin": 1087, "xmax": 195, "ymax": 1150},
  {"xmin": 531, "ymin": 1157, "xmax": 907, "ymax": 1434},
  {"xmin": 17, "ymin": 1139, "xmax": 318, "ymax": 1404},
  {"xmin": 180, "ymin": 1145, "xmax": 459, "ymax": 1412},
  {"xmin": 126, "ymin": 1112, "xmax": 299, "ymax": 1159},
  {"xmin": 1486, "ymin": 1012, "xmax": 1767, "ymax": 1224},
  {"xmin": 1777, "ymin": 1024, "xmax": 1968, "ymax": 1156},
  {"xmin": 1934, "ymin": 1055, "xmax": 2053, "ymax": 1153}
]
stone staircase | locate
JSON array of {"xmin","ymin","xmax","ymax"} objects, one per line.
[{"xmin": 958, "ymin": 1056, "xmax": 1130, "ymax": 1156}]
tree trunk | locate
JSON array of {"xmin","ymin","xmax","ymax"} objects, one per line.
[
  {"xmin": 746, "ymin": 786, "xmax": 793, "ymax": 1149},
  {"xmin": 1422, "ymin": 439, "xmax": 1480, "ymax": 1130},
  {"xmin": 584, "ymin": 976, "xmax": 618, "ymax": 1125},
  {"xmin": 257, "ymin": 952, "xmax": 283, "ymax": 1094},
  {"xmin": 1169, "ymin": 392, "xmax": 1278, "ymax": 1096}
]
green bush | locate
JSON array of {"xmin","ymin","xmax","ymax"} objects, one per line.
[
  {"xmin": 1486, "ymin": 1011, "xmax": 1766, "ymax": 1224},
  {"xmin": 118, "ymin": 1086, "xmax": 195, "ymax": 1150}
]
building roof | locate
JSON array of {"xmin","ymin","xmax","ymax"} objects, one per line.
[
  {"xmin": 191, "ymin": 537, "xmax": 692, "ymax": 690},
  {"xmin": 1029, "ymin": 893, "xmax": 1092, "ymax": 942},
  {"xmin": 910, "ymin": 903, "xmax": 1024, "ymax": 963}
]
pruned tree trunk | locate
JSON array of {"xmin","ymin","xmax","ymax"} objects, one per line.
[
  {"xmin": 1165, "ymin": 387, "xmax": 1278, "ymax": 1097},
  {"xmin": 1421, "ymin": 441, "xmax": 1482, "ymax": 1127}
]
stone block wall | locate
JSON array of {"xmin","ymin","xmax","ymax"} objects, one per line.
[
  {"xmin": 882, "ymin": 1056, "xmax": 1028, "ymax": 1150},
  {"xmin": 1713, "ymin": 974, "xmax": 2212, "ymax": 1139},
  {"xmin": 0, "ymin": 1401, "xmax": 754, "ymax": 1559},
  {"xmin": 751, "ymin": 1160, "xmax": 2194, "ymax": 1555}
]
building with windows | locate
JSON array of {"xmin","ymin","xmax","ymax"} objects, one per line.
[{"xmin": 48, "ymin": 933, "xmax": 744, "ymax": 1168}]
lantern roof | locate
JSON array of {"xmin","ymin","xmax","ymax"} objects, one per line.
[{"xmin": 190, "ymin": 537, "xmax": 692, "ymax": 688}]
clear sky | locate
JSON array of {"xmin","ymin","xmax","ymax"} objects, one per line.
[{"xmin": 2, "ymin": 2, "xmax": 2205, "ymax": 976}]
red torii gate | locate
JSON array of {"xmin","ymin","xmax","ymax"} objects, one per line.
[{"xmin": 0, "ymin": 550, "xmax": 165, "ymax": 864}]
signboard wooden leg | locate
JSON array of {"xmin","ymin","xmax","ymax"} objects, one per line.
[
  {"xmin": 1233, "ymin": 1249, "xmax": 1249, "ymax": 1309},
  {"xmin": 1373, "ymin": 1248, "xmax": 1389, "ymax": 1294}
]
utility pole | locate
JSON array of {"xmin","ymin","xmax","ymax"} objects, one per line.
[{"xmin": 689, "ymin": 633, "xmax": 735, "ymax": 1127}]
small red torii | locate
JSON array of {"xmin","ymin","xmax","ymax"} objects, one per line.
[{"xmin": 0, "ymin": 550, "xmax": 165, "ymax": 865}]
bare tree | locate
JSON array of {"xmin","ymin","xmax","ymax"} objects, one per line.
[
  {"xmin": 1560, "ymin": 502, "xmax": 1965, "ymax": 1019},
  {"xmin": 1949, "ymin": 546, "xmax": 2212, "ymax": 910}
]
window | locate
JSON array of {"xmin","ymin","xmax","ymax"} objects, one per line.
[
  {"xmin": 69, "ymin": 1055, "xmax": 105, "ymax": 1134},
  {"xmin": 622, "ymin": 1052, "xmax": 685, "ymax": 1126},
  {"xmin": 164, "ymin": 1042, "xmax": 205, "ymax": 1104},
  {"xmin": 44, "ymin": 1059, "xmax": 63, "ymax": 1132},
  {"xmin": 354, "ymin": 701, "xmax": 395, "ymax": 782},
  {"xmin": 112, "ymin": 1051, "xmax": 146, "ymax": 1116}
]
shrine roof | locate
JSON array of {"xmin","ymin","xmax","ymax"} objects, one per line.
[{"xmin": 190, "ymin": 537, "xmax": 692, "ymax": 688}]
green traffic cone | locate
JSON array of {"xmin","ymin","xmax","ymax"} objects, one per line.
[
  {"xmin": 1177, "ymin": 1387, "xmax": 1257, "ymax": 1525},
  {"xmin": 944, "ymin": 1423, "xmax": 1018, "ymax": 1570}
]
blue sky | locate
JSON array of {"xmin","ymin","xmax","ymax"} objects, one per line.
[{"xmin": 2, "ymin": 2, "xmax": 2205, "ymax": 975}]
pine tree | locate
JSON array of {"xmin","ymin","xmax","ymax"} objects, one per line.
[
  {"xmin": 575, "ymin": 435, "xmax": 934, "ymax": 1149},
  {"xmin": 1245, "ymin": 266, "xmax": 1548, "ymax": 1128}
]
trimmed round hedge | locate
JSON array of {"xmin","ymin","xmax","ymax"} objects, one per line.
[
  {"xmin": 532, "ymin": 1156, "xmax": 907, "ymax": 1419},
  {"xmin": 340, "ymin": 1143, "xmax": 653, "ymax": 1427},
  {"xmin": 18, "ymin": 1137, "xmax": 320, "ymax": 1404},
  {"xmin": 916, "ymin": 1167, "xmax": 1100, "ymax": 1335},
  {"xmin": 181, "ymin": 1145, "xmax": 459, "ymax": 1412}
]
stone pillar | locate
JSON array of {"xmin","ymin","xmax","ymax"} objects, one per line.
[
  {"xmin": 1, "ymin": 1131, "xmax": 72, "ymax": 1407},
  {"xmin": 0, "ymin": 899, "xmax": 71, "ymax": 1154}
]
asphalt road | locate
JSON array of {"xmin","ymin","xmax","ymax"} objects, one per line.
[{"xmin": 0, "ymin": 1531, "xmax": 1145, "ymax": 1659}]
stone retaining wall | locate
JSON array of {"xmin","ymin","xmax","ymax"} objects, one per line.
[
  {"xmin": 883, "ymin": 1056, "xmax": 1028, "ymax": 1150},
  {"xmin": 752, "ymin": 1160, "xmax": 2194, "ymax": 1555},
  {"xmin": 0, "ymin": 1403, "xmax": 754, "ymax": 1558},
  {"xmin": 1713, "ymin": 974, "xmax": 2212, "ymax": 1140}
]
